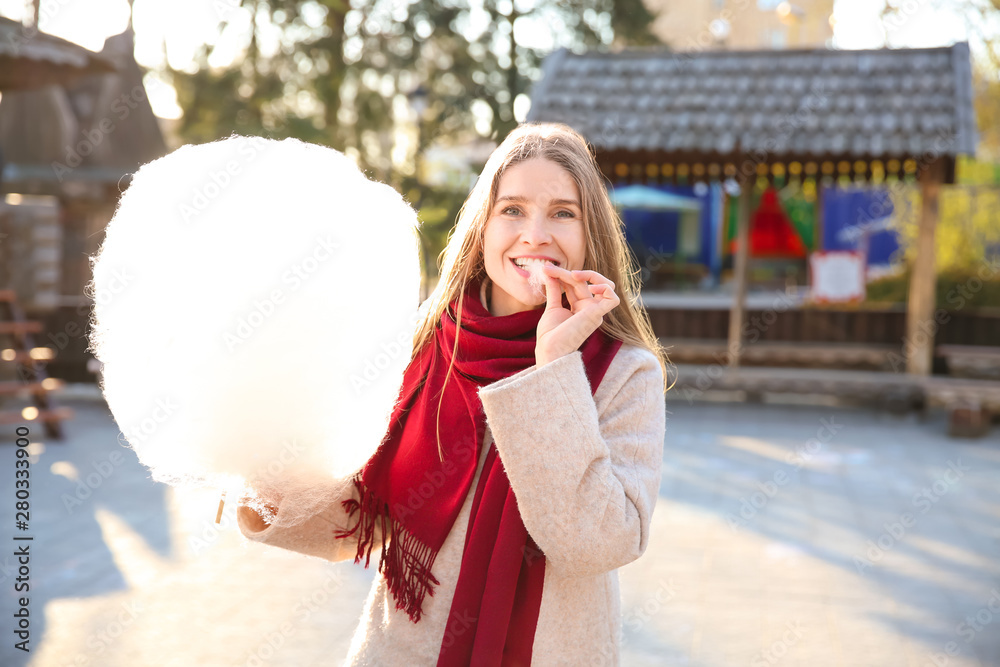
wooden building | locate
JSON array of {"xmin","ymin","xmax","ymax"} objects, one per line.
[
  {"xmin": 527, "ymin": 44, "xmax": 979, "ymax": 376},
  {"xmin": 0, "ymin": 24, "xmax": 167, "ymax": 380}
]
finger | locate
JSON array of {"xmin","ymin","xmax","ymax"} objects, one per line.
[
  {"xmin": 544, "ymin": 265, "xmax": 593, "ymax": 305},
  {"xmin": 544, "ymin": 271, "xmax": 563, "ymax": 311},
  {"xmin": 588, "ymin": 284, "xmax": 611, "ymax": 296},
  {"xmin": 595, "ymin": 285, "xmax": 622, "ymax": 314},
  {"xmin": 588, "ymin": 284, "xmax": 621, "ymax": 313},
  {"xmin": 569, "ymin": 274, "xmax": 594, "ymax": 303},
  {"xmin": 571, "ymin": 269, "xmax": 615, "ymax": 291},
  {"xmin": 541, "ymin": 264, "xmax": 576, "ymax": 308}
]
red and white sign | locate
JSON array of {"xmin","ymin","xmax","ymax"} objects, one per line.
[{"xmin": 809, "ymin": 251, "xmax": 866, "ymax": 304}]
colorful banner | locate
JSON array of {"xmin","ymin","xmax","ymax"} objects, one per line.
[{"xmin": 820, "ymin": 186, "xmax": 901, "ymax": 279}]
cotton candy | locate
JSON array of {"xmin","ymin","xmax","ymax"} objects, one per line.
[
  {"xmin": 88, "ymin": 136, "xmax": 421, "ymax": 527},
  {"xmin": 525, "ymin": 262, "xmax": 547, "ymax": 298}
]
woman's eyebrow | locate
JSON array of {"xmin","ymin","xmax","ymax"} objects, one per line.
[
  {"xmin": 495, "ymin": 195, "xmax": 530, "ymax": 205},
  {"xmin": 495, "ymin": 195, "xmax": 581, "ymax": 208}
]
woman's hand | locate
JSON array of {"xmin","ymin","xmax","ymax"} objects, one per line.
[
  {"xmin": 535, "ymin": 266, "xmax": 620, "ymax": 367},
  {"xmin": 238, "ymin": 485, "xmax": 281, "ymax": 531}
]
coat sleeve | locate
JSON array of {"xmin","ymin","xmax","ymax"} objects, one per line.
[
  {"xmin": 478, "ymin": 345, "xmax": 665, "ymax": 578},
  {"xmin": 236, "ymin": 478, "xmax": 380, "ymax": 564}
]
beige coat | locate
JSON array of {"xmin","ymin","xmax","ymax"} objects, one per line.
[{"xmin": 237, "ymin": 344, "xmax": 666, "ymax": 666}]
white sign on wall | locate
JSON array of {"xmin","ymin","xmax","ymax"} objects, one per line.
[{"xmin": 809, "ymin": 251, "xmax": 866, "ymax": 304}]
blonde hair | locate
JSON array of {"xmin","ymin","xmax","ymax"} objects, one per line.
[{"xmin": 413, "ymin": 123, "xmax": 671, "ymax": 452}]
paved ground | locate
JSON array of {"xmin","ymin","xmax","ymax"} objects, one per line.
[{"xmin": 0, "ymin": 390, "xmax": 998, "ymax": 667}]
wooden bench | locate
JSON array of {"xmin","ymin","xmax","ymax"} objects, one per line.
[
  {"xmin": 921, "ymin": 375, "xmax": 1000, "ymax": 437},
  {"xmin": 937, "ymin": 345, "xmax": 1000, "ymax": 380}
]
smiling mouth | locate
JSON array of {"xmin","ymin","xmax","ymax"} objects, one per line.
[{"xmin": 510, "ymin": 257, "xmax": 559, "ymax": 276}]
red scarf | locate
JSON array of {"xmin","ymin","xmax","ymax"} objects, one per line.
[{"xmin": 336, "ymin": 277, "xmax": 622, "ymax": 665}]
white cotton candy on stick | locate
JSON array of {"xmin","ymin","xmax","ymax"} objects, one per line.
[{"xmin": 89, "ymin": 136, "xmax": 421, "ymax": 527}]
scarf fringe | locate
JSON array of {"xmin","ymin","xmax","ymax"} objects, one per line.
[{"xmin": 336, "ymin": 475, "xmax": 441, "ymax": 623}]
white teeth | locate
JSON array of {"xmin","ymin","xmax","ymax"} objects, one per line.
[{"xmin": 513, "ymin": 258, "xmax": 556, "ymax": 267}]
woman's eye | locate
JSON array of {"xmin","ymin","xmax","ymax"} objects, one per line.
[
  {"xmin": 502, "ymin": 206, "xmax": 521, "ymax": 216},
  {"xmin": 555, "ymin": 210, "xmax": 576, "ymax": 218}
]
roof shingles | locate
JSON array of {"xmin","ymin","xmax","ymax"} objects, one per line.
[{"xmin": 527, "ymin": 44, "xmax": 978, "ymax": 160}]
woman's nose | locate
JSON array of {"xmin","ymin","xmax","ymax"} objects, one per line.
[{"xmin": 521, "ymin": 213, "xmax": 552, "ymax": 245}]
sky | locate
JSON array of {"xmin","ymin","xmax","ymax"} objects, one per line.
[{"xmin": 0, "ymin": 0, "xmax": 983, "ymax": 119}]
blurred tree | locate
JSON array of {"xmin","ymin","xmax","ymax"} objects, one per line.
[
  {"xmin": 974, "ymin": 67, "xmax": 1000, "ymax": 160},
  {"xmin": 167, "ymin": 0, "xmax": 657, "ymax": 179},
  {"xmin": 890, "ymin": 186, "xmax": 1000, "ymax": 272},
  {"xmin": 166, "ymin": 0, "xmax": 657, "ymax": 278}
]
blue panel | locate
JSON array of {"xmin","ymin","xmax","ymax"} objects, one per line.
[
  {"xmin": 821, "ymin": 186, "xmax": 901, "ymax": 268},
  {"xmin": 613, "ymin": 182, "xmax": 716, "ymax": 268}
]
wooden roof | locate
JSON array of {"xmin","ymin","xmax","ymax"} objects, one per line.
[
  {"xmin": 0, "ymin": 26, "xmax": 166, "ymax": 194},
  {"xmin": 0, "ymin": 16, "xmax": 115, "ymax": 90},
  {"xmin": 526, "ymin": 44, "xmax": 977, "ymax": 170}
]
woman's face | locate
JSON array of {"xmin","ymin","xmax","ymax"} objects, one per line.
[{"xmin": 482, "ymin": 158, "xmax": 586, "ymax": 317}]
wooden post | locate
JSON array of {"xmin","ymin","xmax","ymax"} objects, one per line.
[
  {"xmin": 905, "ymin": 158, "xmax": 946, "ymax": 375},
  {"xmin": 728, "ymin": 186, "xmax": 752, "ymax": 367}
]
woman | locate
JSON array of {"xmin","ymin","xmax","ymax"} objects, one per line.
[{"xmin": 238, "ymin": 122, "xmax": 669, "ymax": 666}]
